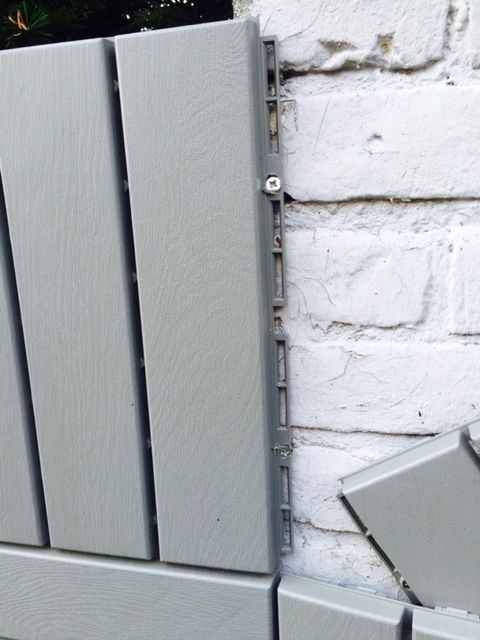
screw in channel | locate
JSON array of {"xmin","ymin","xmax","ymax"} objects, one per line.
[{"xmin": 264, "ymin": 174, "xmax": 282, "ymax": 194}]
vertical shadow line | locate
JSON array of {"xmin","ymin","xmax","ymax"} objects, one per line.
[
  {"xmin": 271, "ymin": 573, "xmax": 281, "ymax": 640},
  {"xmin": 0, "ymin": 172, "xmax": 50, "ymax": 545},
  {"xmin": 103, "ymin": 40, "xmax": 159, "ymax": 559}
]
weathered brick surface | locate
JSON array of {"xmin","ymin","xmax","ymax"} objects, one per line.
[
  {"xmin": 281, "ymin": 524, "xmax": 404, "ymax": 599},
  {"xmin": 469, "ymin": 0, "xmax": 480, "ymax": 67},
  {"xmin": 236, "ymin": 0, "xmax": 480, "ymax": 597},
  {"xmin": 288, "ymin": 342, "xmax": 480, "ymax": 435},
  {"xmin": 290, "ymin": 429, "xmax": 420, "ymax": 533},
  {"xmin": 283, "ymin": 87, "xmax": 480, "ymax": 202},
  {"xmin": 286, "ymin": 227, "xmax": 431, "ymax": 329},
  {"xmin": 236, "ymin": 0, "xmax": 449, "ymax": 72},
  {"xmin": 448, "ymin": 226, "xmax": 480, "ymax": 334}
]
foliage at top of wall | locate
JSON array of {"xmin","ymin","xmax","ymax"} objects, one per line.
[{"xmin": 0, "ymin": 0, "xmax": 233, "ymax": 49}]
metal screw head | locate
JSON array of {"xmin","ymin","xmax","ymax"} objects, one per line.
[
  {"xmin": 278, "ymin": 444, "xmax": 293, "ymax": 459},
  {"xmin": 273, "ymin": 443, "xmax": 293, "ymax": 459},
  {"xmin": 264, "ymin": 174, "xmax": 282, "ymax": 194}
]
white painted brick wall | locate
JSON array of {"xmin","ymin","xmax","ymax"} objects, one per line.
[
  {"xmin": 448, "ymin": 226, "xmax": 480, "ymax": 333},
  {"xmin": 283, "ymin": 87, "xmax": 480, "ymax": 201},
  {"xmin": 286, "ymin": 226, "xmax": 431, "ymax": 327},
  {"xmin": 235, "ymin": 0, "xmax": 480, "ymax": 599},
  {"xmin": 241, "ymin": 0, "xmax": 450, "ymax": 71}
]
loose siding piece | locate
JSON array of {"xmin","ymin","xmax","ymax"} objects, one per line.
[
  {"xmin": 0, "ymin": 179, "xmax": 47, "ymax": 546},
  {"xmin": 115, "ymin": 20, "xmax": 276, "ymax": 571},
  {"xmin": 278, "ymin": 575, "xmax": 407, "ymax": 639},
  {"xmin": 341, "ymin": 429, "xmax": 480, "ymax": 611},
  {"xmin": 0, "ymin": 545, "xmax": 275, "ymax": 640},
  {"xmin": 0, "ymin": 40, "xmax": 154, "ymax": 558}
]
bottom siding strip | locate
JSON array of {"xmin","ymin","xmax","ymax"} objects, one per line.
[
  {"xmin": 413, "ymin": 609, "xmax": 480, "ymax": 640},
  {"xmin": 0, "ymin": 545, "xmax": 275, "ymax": 640},
  {"xmin": 278, "ymin": 575, "xmax": 407, "ymax": 640},
  {"xmin": 278, "ymin": 576, "xmax": 480, "ymax": 640}
]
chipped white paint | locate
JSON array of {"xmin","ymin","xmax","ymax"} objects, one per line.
[
  {"xmin": 469, "ymin": 0, "xmax": 480, "ymax": 67},
  {"xmin": 236, "ymin": 0, "xmax": 449, "ymax": 72},
  {"xmin": 281, "ymin": 524, "xmax": 406, "ymax": 600},
  {"xmin": 236, "ymin": 0, "xmax": 480, "ymax": 598}
]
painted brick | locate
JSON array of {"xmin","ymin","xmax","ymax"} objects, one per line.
[
  {"xmin": 283, "ymin": 87, "xmax": 480, "ymax": 202},
  {"xmin": 281, "ymin": 524, "xmax": 403, "ymax": 599},
  {"xmin": 469, "ymin": 0, "xmax": 480, "ymax": 67},
  {"xmin": 235, "ymin": 0, "xmax": 449, "ymax": 72},
  {"xmin": 288, "ymin": 342, "xmax": 480, "ymax": 434},
  {"xmin": 286, "ymin": 227, "xmax": 431, "ymax": 330},
  {"xmin": 290, "ymin": 429, "xmax": 421, "ymax": 533},
  {"xmin": 284, "ymin": 200, "xmax": 480, "ymax": 236},
  {"xmin": 237, "ymin": 0, "xmax": 480, "ymax": 598},
  {"xmin": 448, "ymin": 226, "xmax": 480, "ymax": 335}
]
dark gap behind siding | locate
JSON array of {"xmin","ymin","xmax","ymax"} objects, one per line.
[
  {"xmin": 104, "ymin": 41, "xmax": 159, "ymax": 559},
  {"xmin": 0, "ymin": 172, "xmax": 50, "ymax": 545}
]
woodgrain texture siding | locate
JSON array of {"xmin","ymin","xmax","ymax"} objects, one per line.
[
  {"xmin": 0, "ymin": 178, "xmax": 47, "ymax": 546},
  {"xmin": 278, "ymin": 576, "xmax": 407, "ymax": 640},
  {"xmin": 0, "ymin": 40, "xmax": 154, "ymax": 558},
  {"xmin": 341, "ymin": 429, "xmax": 480, "ymax": 612},
  {"xmin": 115, "ymin": 19, "xmax": 275, "ymax": 572},
  {"xmin": 412, "ymin": 608, "xmax": 480, "ymax": 639},
  {"xmin": 0, "ymin": 545, "xmax": 275, "ymax": 640}
]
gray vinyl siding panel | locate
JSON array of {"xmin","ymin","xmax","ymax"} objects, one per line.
[
  {"xmin": 278, "ymin": 576, "xmax": 407, "ymax": 640},
  {"xmin": 341, "ymin": 428, "xmax": 480, "ymax": 611},
  {"xmin": 115, "ymin": 19, "xmax": 276, "ymax": 572},
  {"xmin": 412, "ymin": 608, "xmax": 480, "ymax": 639},
  {"xmin": 0, "ymin": 545, "xmax": 275, "ymax": 640},
  {"xmin": 0, "ymin": 180, "xmax": 47, "ymax": 546},
  {"xmin": 277, "ymin": 575, "xmax": 480, "ymax": 639},
  {"xmin": 0, "ymin": 40, "xmax": 154, "ymax": 559}
]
